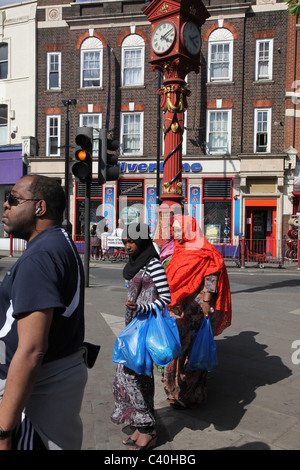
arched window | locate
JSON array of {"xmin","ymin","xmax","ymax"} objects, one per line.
[
  {"xmin": 121, "ymin": 34, "xmax": 145, "ymax": 87},
  {"xmin": 208, "ymin": 29, "xmax": 233, "ymax": 82},
  {"xmin": 0, "ymin": 43, "xmax": 8, "ymax": 80},
  {"xmin": 80, "ymin": 37, "xmax": 103, "ymax": 88}
]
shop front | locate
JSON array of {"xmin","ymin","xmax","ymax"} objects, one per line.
[
  {"xmin": 73, "ymin": 159, "xmax": 238, "ymax": 249},
  {"xmin": 0, "ymin": 147, "xmax": 26, "ymax": 247}
]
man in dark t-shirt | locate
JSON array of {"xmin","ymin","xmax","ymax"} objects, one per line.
[{"xmin": 0, "ymin": 175, "xmax": 87, "ymax": 450}]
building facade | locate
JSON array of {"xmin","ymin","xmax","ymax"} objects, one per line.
[
  {"xmin": 26, "ymin": 0, "xmax": 297, "ymax": 253},
  {"xmin": 0, "ymin": 0, "xmax": 37, "ymax": 247}
]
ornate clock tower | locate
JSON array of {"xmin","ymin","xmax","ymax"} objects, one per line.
[{"xmin": 144, "ymin": 0, "xmax": 209, "ymax": 244}]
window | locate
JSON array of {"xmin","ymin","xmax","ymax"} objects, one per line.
[
  {"xmin": 121, "ymin": 35, "xmax": 145, "ymax": 86},
  {"xmin": 0, "ymin": 104, "xmax": 8, "ymax": 144},
  {"xmin": 47, "ymin": 52, "xmax": 61, "ymax": 89},
  {"xmin": 80, "ymin": 37, "xmax": 103, "ymax": 88},
  {"xmin": 79, "ymin": 114, "xmax": 102, "ymax": 156},
  {"xmin": 0, "ymin": 43, "xmax": 8, "ymax": 80},
  {"xmin": 255, "ymin": 39, "xmax": 273, "ymax": 81},
  {"xmin": 121, "ymin": 112, "xmax": 143, "ymax": 156},
  {"xmin": 206, "ymin": 109, "xmax": 231, "ymax": 154},
  {"xmin": 208, "ymin": 29, "xmax": 233, "ymax": 82},
  {"xmin": 254, "ymin": 108, "xmax": 271, "ymax": 153},
  {"xmin": 46, "ymin": 115, "xmax": 60, "ymax": 156},
  {"xmin": 203, "ymin": 178, "xmax": 232, "ymax": 244}
]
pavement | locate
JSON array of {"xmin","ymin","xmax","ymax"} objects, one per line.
[
  {"xmin": 80, "ymin": 258, "xmax": 300, "ymax": 453},
  {"xmin": 1, "ymin": 251, "xmax": 300, "ymax": 454}
]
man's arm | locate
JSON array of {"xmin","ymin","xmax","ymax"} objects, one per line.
[{"xmin": 0, "ymin": 308, "xmax": 53, "ymax": 450}]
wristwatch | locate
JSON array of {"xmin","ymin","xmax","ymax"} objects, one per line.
[{"xmin": 0, "ymin": 427, "xmax": 13, "ymax": 440}]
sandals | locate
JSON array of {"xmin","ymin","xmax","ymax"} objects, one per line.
[
  {"xmin": 169, "ymin": 400, "xmax": 200, "ymax": 410},
  {"xmin": 123, "ymin": 436, "xmax": 137, "ymax": 446},
  {"xmin": 129, "ymin": 432, "xmax": 157, "ymax": 451}
]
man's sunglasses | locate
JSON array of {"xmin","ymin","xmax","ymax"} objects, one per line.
[{"xmin": 6, "ymin": 193, "xmax": 40, "ymax": 206}]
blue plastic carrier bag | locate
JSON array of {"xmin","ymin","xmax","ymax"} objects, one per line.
[
  {"xmin": 112, "ymin": 312, "xmax": 152, "ymax": 376},
  {"xmin": 188, "ymin": 317, "xmax": 218, "ymax": 371},
  {"xmin": 146, "ymin": 305, "xmax": 182, "ymax": 367}
]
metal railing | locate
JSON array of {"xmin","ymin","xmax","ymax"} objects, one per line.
[
  {"xmin": 7, "ymin": 234, "xmax": 300, "ymax": 269},
  {"xmin": 214, "ymin": 236, "xmax": 299, "ymax": 269}
]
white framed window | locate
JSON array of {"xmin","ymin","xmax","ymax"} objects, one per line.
[
  {"xmin": 0, "ymin": 43, "xmax": 8, "ymax": 80},
  {"xmin": 121, "ymin": 112, "xmax": 143, "ymax": 156},
  {"xmin": 121, "ymin": 34, "xmax": 145, "ymax": 87},
  {"xmin": 79, "ymin": 113, "xmax": 102, "ymax": 156},
  {"xmin": 46, "ymin": 115, "xmax": 60, "ymax": 156},
  {"xmin": 47, "ymin": 52, "xmax": 61, "ymax": 90},
  {"xmin": 254, "ymin": 108, "xmax": 271, "ymax": 153},
  {"xmin": 255, "ymin": 39, "xmax": 273, "ymax": 81},
  {"xmin": 208, "ymin": 29, "xmax": 233, "ymax": 82},
  {"xmin": 0, "ymin": 104, "xmax": 8, "ymax": 144},
  {"xmin": 206, "ymin": 109, "xmax": 232, "ymax": 155},
  {"xmin": 80, "ymin": 37, "xmax": 103, "ymax": 88}
]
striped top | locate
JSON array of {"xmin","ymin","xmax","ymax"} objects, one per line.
[{"xmin": 135, "ymin": 258, "xmax": 171, "ymax": 314}]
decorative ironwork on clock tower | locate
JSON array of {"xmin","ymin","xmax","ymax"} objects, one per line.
[{"xmin": 144, "ymin": 0, "xmax": 209, "ymax": 244}]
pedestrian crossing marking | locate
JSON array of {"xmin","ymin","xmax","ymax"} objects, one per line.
[
  {"xmin": 101, "ymin": 312, "xmax": 124, "ymax": 336},
  {"xmin": 289, "ymin": 309, "xmax": 300, "ymax": 316}
]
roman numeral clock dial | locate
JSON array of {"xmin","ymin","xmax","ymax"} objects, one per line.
[
  {"xmin": 152, "ymin": 21, "xmax": 176, "ymax": 55},
  {"xmin": 181, "ymin": 22, "xmax": 201, "ymax": 56}
]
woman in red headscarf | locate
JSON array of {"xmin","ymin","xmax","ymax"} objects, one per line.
[{"xmin": 162, "ymin": 215, "xmax": 232, "ymax": 409}]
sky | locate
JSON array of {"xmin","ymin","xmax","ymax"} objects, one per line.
[{"xmin": 0, "ymin": 0, "xmax": 21, "ymax": 5}]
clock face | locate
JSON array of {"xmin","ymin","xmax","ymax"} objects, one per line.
[
  {"xmin": 182, "ymin": 22, "xmax": 201, "ymax": 56},
  {"xmin": 152, "ymin": 21, "xmax": 176, "ymax": 55}
]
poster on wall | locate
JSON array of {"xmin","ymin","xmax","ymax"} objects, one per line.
[
  {"xmin": 104, "ymin": 187, "xmax": 115, "ymax": 232},
  {"xmin": 205, "ymin": 224, "xmax": 221, "ymax": 243},
  {"xmin": 146, "ymin": 187, "xmax": 157, "ymax": 234},
  {"xmin": 189, "ymin": 187, "xmax": 200, "ymax": 224}
]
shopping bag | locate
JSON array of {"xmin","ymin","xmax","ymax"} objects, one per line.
[
  {"xmin": 188, "ymin": 317, "xmax": 218, "ymax": 371},
  {"xmin": 146, "ymin": 305, "xmax": 182, "ymax": 367},
  {"xmin": 112, "ymin": 312, "xmax": 152, "ymax": 375}
]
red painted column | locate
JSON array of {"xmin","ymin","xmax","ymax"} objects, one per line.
[{"xmin": 154, "ymin": 77, "xmax": 190, "ymax": 246}]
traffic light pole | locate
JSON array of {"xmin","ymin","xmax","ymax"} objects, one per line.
[
  {"xmin": 62, "ymin": 99, "xmax": 76, "ymax": 234},
  {"xmin": 84, "ymin": 182, "xmax": 91, "ymax": 288}
]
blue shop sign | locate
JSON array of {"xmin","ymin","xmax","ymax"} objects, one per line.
[{"xmin": 120, "ymin": 161, "xmax": 202, "ymax": 174}]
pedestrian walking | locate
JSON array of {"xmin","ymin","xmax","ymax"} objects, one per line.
[
  {"xmin": 0, "ymin": 175, "xmax": 90, "ymax": 450},
  {"xmin": 111, "ymin": 222, "xmax": 171, "ymax": 450},
  {"xmin": 162, "ymin": 215, "xmax": 232, "ymax": 409},
  {"xmin": 90, "ymin": 224, "xmax": 100, "ymax": 259}
]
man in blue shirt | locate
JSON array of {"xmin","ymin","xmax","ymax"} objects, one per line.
[{"xmin": 0, "ymin": 175, "xmax": 88, "ymax": 450}]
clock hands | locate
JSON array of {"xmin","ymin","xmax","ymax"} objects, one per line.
[
  {"xmin": 189, "ymin": 35, "xmax": 200, "ymax": 48},
  {"xmin": 161, "ymin": 28, "xmax": 174, "ymax": 42}
]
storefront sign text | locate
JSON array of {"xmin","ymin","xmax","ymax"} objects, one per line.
[{"xmin": 120, "ymin": 162, "xmax": 202, "ymax": 174}]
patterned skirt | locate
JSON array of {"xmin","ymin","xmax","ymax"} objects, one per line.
[
  {"xmin": 111, "ymin": 268, "xmax": 158, "ymax": 429},
  {"xmin": 111, "ymin": 365, "xmax": 155, "ymax": 428}
]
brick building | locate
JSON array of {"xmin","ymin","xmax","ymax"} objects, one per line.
[{"xmin": 28, "ymin": 0, "xmax": 296, "ymax": 255}]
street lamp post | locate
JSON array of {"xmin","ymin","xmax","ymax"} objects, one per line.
[{"xmin": 62, "ymin": 99, "xmax": 77, "ymax": 235}]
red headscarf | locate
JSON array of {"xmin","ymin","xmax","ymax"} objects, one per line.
[{"xmin": 166, "ymin": 215, "xmax": 232, "ymax": 335}]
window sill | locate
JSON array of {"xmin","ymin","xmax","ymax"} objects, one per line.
[
  {"xmin": 206, "ymin": 81, "xmax": 235, "ymax": 86},
  {"xmin": 77, "ymin": 87, "xmax": 104, "ymax": 91},
  {"xmin": 119, "ymin": 85, "xmax": 146, "ymax": 90},
  {"xmin": 45, "ymin": 89, "xmax": 62, "ymax": 93},
  {"xmin": 253, "ymin": 80, "xmax": 274, "ymax": 85}
]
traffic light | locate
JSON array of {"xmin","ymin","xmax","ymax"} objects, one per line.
[
  {"xmin": 72, "ymin": 126, "xmax": 93, "ymax": 183},
  {"xmin": 98, "ymin": 128, "xmax": 120, "ymax": 185}
]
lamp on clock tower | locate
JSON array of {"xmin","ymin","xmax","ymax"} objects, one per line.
[{"xmin": 144, "ymin": 0, "xmax": 209, "ymax": 245}]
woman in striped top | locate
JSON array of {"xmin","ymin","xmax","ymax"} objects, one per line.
[{"xmin": 111, "ymin": 222, "xmax": 171, "ymax": 451}]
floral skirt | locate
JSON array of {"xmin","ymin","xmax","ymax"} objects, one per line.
[{"xmin": 111, "ymin": 365, "xmax": 155, "ymax": 429}]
